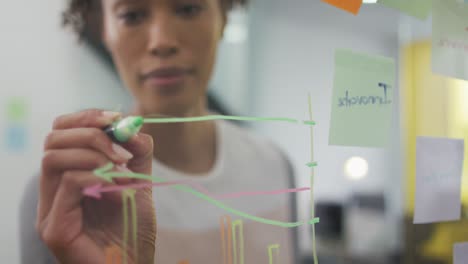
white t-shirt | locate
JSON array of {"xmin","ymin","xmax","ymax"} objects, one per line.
[
  {"xmin": 152, "ymin": 120, "xmax": 296, "ymax": 264},
  {"xmin": 19, "ymin": 120, "xmax": 297, "ymax": 264}
]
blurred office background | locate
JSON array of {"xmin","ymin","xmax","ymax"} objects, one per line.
[{"xmin": 1, "ymin": 0, "xmax": 468, "ymax": 263}]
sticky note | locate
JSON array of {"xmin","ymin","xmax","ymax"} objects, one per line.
[
  {"xmin": 413, "ymin": 137, "xmax": 464, "ymax": 224},
  {"xmin": 329, "ymin": 49, "xmax": 395, "ymax": 148},
  {"xmin": 321, "ymin": 0, "xmax": 363, "ymax": 15},
  {"xmin": 6, "ymin": 97, "xmax": 28, "ymax": 122},
  {"xmin": 378, "ymin": 0, "xmax": 432, "ymax": 20},
  {"xmin": 432, "ymin": 0, "xmax": 468, "ymax": 81},
  {"xmin": 454, "ymin": 242, "xmax": 468, "ymax": 264},
  {"xmin": 5, "ymin": 124, "xmax": 27, "ymax": 152}
]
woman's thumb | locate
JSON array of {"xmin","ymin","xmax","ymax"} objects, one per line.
[{"xmin": 121, "ymin": 133, "xmax": 154, "ymax": 175}]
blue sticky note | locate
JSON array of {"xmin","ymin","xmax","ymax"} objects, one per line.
[{"xmin": 5, "ymin": 124, "xmax": 28, "ymax": 152}]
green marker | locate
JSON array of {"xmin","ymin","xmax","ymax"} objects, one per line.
[{"xmin": 104, "ymin": 116, "xmax": 144, "ymax": 143}]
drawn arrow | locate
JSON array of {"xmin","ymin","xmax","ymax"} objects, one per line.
[
  {"xmin": 84, "ymin": 180, "xmax": 189, "ymax": 199},
  {"xmin": 87, "ymin": 163, "xmax": 320, "ymax": 228},
  {"xmin": 83, "ymin": 179, "xmax": 311, "ymax": 200}
]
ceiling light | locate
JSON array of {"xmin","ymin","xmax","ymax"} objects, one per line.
[{"xmin": 344, "ymin": 156, "xmax": 369, "ymax": 180}]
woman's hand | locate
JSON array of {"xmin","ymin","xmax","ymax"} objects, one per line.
[{"xmin": 36, "ymin": 109, "xmax": 156, "ymax": 264}]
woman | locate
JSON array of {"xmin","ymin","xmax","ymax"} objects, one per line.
[{"xmin": 20, "ymin": 0, "xmax": 298, "ymax": 263}]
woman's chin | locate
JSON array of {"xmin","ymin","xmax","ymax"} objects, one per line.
[
  {"xmin": 140, "ymin": 101, "xmax": 194, "ymax": 117},
  {"xmin": 137, "ymin": 89, "xmax": 204, "ymax": 116}
]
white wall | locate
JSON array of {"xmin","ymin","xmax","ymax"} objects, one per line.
[
  {"xmin": 247, "ymin": 0, "xmax": 402, "ymax": 255},
  {"xmin": 210, "ymin": 7, "xmax": 251, "ymax": 115},
  {"xmin": 0, "ymin": 0, "xmax": 131, "ymax": 262}
]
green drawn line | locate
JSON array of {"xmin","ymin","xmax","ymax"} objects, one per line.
[
  {"xmin": 306, "ymin": 162, "xmax": 318, "ymax": 168},
  {"xmin": 94, "ymin": 164, "xmax": 319, "ymax": 228},
  {"xmin": 143, "ymin": 115, "xmax": 316, "ymax": 126},
  {"xmin": 232, "ymin": 220, "xmax": 244, "ymax": 264},
  {"xmin": 122, "ymin": 189, "xmax": 137, "ymax": 264},
  {"xmin": 308, "ymin": 94, "xmax": 318, "ymax": 264},
  {"xmin": 268, "ymin": 244, "xmax": 280, "ymax": 264},
  {"xmin": 122, "ymin": 191, "xmax": 128, "ymax": 264},
  {"xmin": 94, "ymin": 162, "xmax": 114, "ymax": 177}
]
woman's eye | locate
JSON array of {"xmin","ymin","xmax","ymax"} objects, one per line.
[
  {"xmin": 118, "ymin": 10, "xmax": 146, "ymax": 25},
  {"xmin": 176, "ymin": 4, "xmax": 203, "ymax": 18}
]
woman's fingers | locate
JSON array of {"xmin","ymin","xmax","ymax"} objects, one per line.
[
  {"xmin": 53, "ymin": 109, "xmax": 121, "ymax": 130},
  {"xmin": 38, "ymin": 149, "xmax": 111, "ymax": 222},
  {"xmin": 44, "ymin": 128, "xmax": 133, "ymax": 163},
  {"xmin": 41, "ymin": 148, "xmax": 111, "ymax": 175},
  {"xmin": 36, "ymin": 109, "xmax": 153, "ymax": 263},
  {"xmin": 121, "ymin": 133, "xmax": 154, "ymax": 176}
]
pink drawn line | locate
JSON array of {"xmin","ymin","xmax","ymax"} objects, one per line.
[
  {"xmin": 83, "ymin": 180, "xmax": 310, "ymax": 200},
  {"xmin": 84, "ymin": 180, "xmax": 189, "ymax": 199}
]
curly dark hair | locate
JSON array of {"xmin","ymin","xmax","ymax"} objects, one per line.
[{"xmin": 63, "ymin": 0, "xmax": 247, "ymax": 39}]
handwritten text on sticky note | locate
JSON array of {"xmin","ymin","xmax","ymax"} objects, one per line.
[
  {"xmin": 413, "ymin": 137, "xmax": 464, "ymax": 224},
  {"xmin": 432, "ymin": 0, "xmax": 468, "ymax": 81},
  {"xmin": 329, "ymin": 49, "xmax": 395, "ymax": 148}
]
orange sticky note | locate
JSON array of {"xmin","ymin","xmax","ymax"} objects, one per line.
[
  {"xmin": 178, "ymin": 261, "xmax": 190, "ymax": 264},
  {"xmin": 321, "ymin": 0, "xmax": 363, "ymax": 15}
]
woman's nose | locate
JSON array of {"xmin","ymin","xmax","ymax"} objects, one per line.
[{"xmin": 147, "ymin": 14, "xmax": 180, "ymax": 58}]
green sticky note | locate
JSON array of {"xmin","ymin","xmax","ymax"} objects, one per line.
[
  {"xmin": 6, "ymin": 97, "xmax": 28, "ymax": 122},
  {"xmin": 378, "ymin": 0, "xmax": 432, "ymax": 20},
  {"xmin": 432, "ymin": 0, "xmax": 468, "ymax": 81},
  {"xmin": 329, "ymin": 49, "xmax": 395, "ymax": 148}
]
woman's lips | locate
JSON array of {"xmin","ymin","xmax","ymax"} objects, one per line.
[
  {"xmin": 145, "ymin": 74, "xmax": 186, "ymax": 87},
  {"xmin": 140, "ymin": 67, "xmax": 191, "ymax": 88}
]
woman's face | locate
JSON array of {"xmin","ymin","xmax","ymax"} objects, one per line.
[{"xmin": 101, "ymin": 0, "xmax": 225, "ymax": 115}]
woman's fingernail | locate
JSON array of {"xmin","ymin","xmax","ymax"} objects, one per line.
[
  {"xmin": 102, "ymin": 111, "xmax": 121, "ymax": 121},
  {"xmin": 115, "ymin": 164, "xmax": 132, "ymax": 172},
  {"xmin": 112, "ymin": 143, "xmax": 133, "ymax": 160}
]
